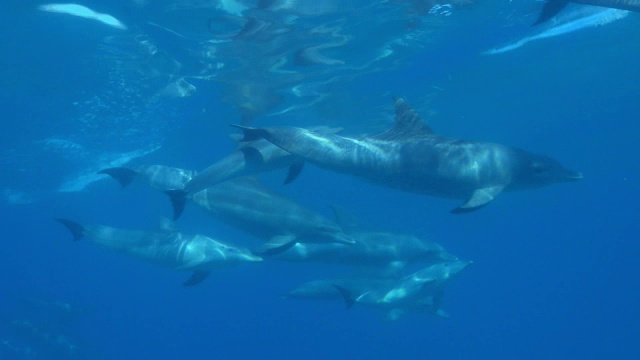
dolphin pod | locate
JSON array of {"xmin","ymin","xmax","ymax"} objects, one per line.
[
  {"xmin": 235, "ymin": 97, "xmax": 581, "ymax": 213},
  {"xmin": 60, "ymin": 95, "xmax": 581, "ymax": 319}
]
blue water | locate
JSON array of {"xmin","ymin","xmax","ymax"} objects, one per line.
[{"xmin": 2, "ymin": 1, "xmax": 639, "ymax": 359}]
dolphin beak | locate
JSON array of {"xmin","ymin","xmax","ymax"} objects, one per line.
[{"xmin": 568, "ymin": 171, "xmax": 583, "ymax": 181}]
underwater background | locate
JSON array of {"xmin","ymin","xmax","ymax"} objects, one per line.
[{"xmin": 1, "ymin": 1, "xmax": 639, "ymax": 359}]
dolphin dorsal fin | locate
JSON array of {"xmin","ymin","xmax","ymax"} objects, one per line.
[{"xmin": 373, "ymin": 97, "xmax": 433, "ymax": 141}]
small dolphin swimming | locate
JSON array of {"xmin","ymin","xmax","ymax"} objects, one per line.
[
  {"xmin": 38, "ymin": 3, "xmax": 127, "ymax": 30},
  {"xmin": 485, "ymin": 6, "xmax": 629, "ymax": 55},
  {"xmin": 235, "ymin": 97, "xmax": 582, "ymax": 213},
  {"xmin": 56, "ymin": 219, "xmax": 261, "ymax": 286},
  {"xmin": 534, "ymin": 0, "xmax": 640, "ymax": 25}
]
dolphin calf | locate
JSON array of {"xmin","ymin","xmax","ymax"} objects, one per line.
[
  {"xmin": 534, "ymin": 0, "xmax": 640, "ymax": 25},
  {"xmin": 56, "ymin": 219, "xmax": 262, "ymax": 286},
  {"xmin": 333, "ymin": 260, "xmax": 472, "ymax": 319},
  {"xmin": 98, "ymin": 164, "xmax": 197, "ymax": 191},
  {"xmin": 235, "ymin": 97, "xmax": 582, "ymax": 213},
  {"xmin": 167, "ymin": 177, "xmax": 354, "ymax": 255}
]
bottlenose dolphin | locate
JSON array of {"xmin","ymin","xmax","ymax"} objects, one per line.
[
  {"xmin": 235, "ymin": 98, "xmax": 582, "ymax": 213},
  {"xmin": 167, "ymin": 177, "xmax": 354, "ymax": 255},
  {"xmin": 56, "ymin": 219, "xmax": 262, "ymax": 286},
  {"xmin": 486, "ymin": 7, "xmax": 630, "ymax": 55},
  {"xmin": 334, "ymin": 260, "xmax": 472, "ymax": 319},
  {"xmin": 98, "ymin": 165, "xmax": 197, "ymax": 191},
  {"xmin": 182, "ymin": 126, "xmax": 343, "ymax": 195},
  {"xmin": 272, "ymin": 230, "xmax": 456, "ymax": 267},
  {"xmin": 534, "ymin": 0, "xmax": 640, "ymax": 25}
]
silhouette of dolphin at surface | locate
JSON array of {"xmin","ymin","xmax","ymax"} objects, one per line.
[
  {"xmin": 534, "ymin": 0, "xmax": 640, "ymax": 25},
  {"xmin": 234, "ymin": 97, "xmax": 582, "ymax": 213}
]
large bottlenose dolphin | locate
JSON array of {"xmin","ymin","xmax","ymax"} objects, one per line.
[
  {"xmin": 534, "ymin": 0, "xmax": 640, "ymax": 25},
  {"xmin": 56, "ymin": 219, "xmax": 262, "ymax": 286},
  {"xmin": 333, "ymin": 260, "xmax": 472, "ymax": 319},
  {"xmin": 98, "ymin": 165, "xmax": 197, "ymax": 191},
  {"xmin": 168, "ymin": 177, "xmax": 354, "ymax": 255},
  {"xmin": 235, "ymin": 98, "xmax": 582, "ymax": 213}
]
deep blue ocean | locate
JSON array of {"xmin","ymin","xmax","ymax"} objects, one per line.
[{"xmin": 1, "ymin": 1, "xmax": 639, "ymax": 359}]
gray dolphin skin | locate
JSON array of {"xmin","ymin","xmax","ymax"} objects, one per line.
[
  {"xmin": 183, "ymin": 126, "xmax": 343, "ymax": 195},
  {"xmin": 170, "ymin": 177, "xmax": 354, "ymax": 255},
  {"xmin": 333, "ymin": 260, "xmax": 472, "ymax": 319},
  {"xmin": 534, "ymin": 0, "xmax": 640, "ymax": 25},
  {"xmin": 55, "ymin": 219, "xmax": 262, "ymax": 286},
  {"xmin": 98, "ymin": 165, "xmax": 197, "ymax": 191},
  {"xmin": 272, "ymin": 230, "xmax": 457, "ymax": 267},
  {"xmin": 235, "ymin": 97, "xmax": 582, "ymax": 213}
]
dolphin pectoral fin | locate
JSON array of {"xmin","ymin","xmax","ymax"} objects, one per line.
[
  {"xmin": 255, "ymin": 235, "xmax": 298, "ymax": 256},
  {"xmin": 230, "ymin": 124, "xmax": 268, "ymax": 142},
  {"xmin": 533, "ymin": 0, "xmax": 570, "ymax": 25},
  {"xmin": 451, "ymin": 186, "xmax": 504, "ymax": 214},
  {"xmin": 283, "ymin": 160, "xmax": 304, "ymax": 185},
  {"xmin": 183, "ymin": 271, "xmax": 211, "ymax": 287},
  {"xmin": 333, "ymin": 285, "xmax": 355, "ymax": 309},
  {"xmin": 55, "ymin": 219, "xmax": 85, "ymax": 241},
  {"xmin": 239, "ymin": 146, "xmax": 265, "ymax": 168},
  {"xmin": 164, "ymin": 190, "xmax": 188, "ymax": 220},
  {"xmin": 97, "ymin": 167, "xmax": 138, "ymax": 188}
]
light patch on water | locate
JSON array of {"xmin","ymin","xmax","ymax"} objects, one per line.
[{"xmin": 38, "ymin": 3, "xmax": 127, "ymax": 30}]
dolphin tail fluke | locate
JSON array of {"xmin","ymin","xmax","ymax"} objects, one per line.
[
  {"xmin": 183, "ymin": 271, "xmax": 211, "ymax": 287},
  {"xmin": 333, "ymin": 285, "xmax": 355, "ymax": 309},
  {"xmin": 55, "ymin": 219, "xmax": 84, "ymax": 241},
  {"xmin": 283, "ymin": 160, "xmax": 304, "ymax": 185},
  {"xmin": 97, "ymin": 167, "xmax": 138, "ymax": 188},
  {"xmin": 533, "ymin": 0, "xmax": 570, "ymax": 25},
  {"xmin": 164, "ymin": 190, "xmax": 188, "ymax": 220},
  {"xmin": 254, "ymin": 235, "xmax": 298, "ymax": 256},
  {"xmin": 230, "ymin": 124, "xmax": 268, "ymax": 142}
]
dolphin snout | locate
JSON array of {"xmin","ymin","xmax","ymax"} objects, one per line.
[{"xmin": 567, "ymin": 171, "xmax": 583, "ymax": 181}]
